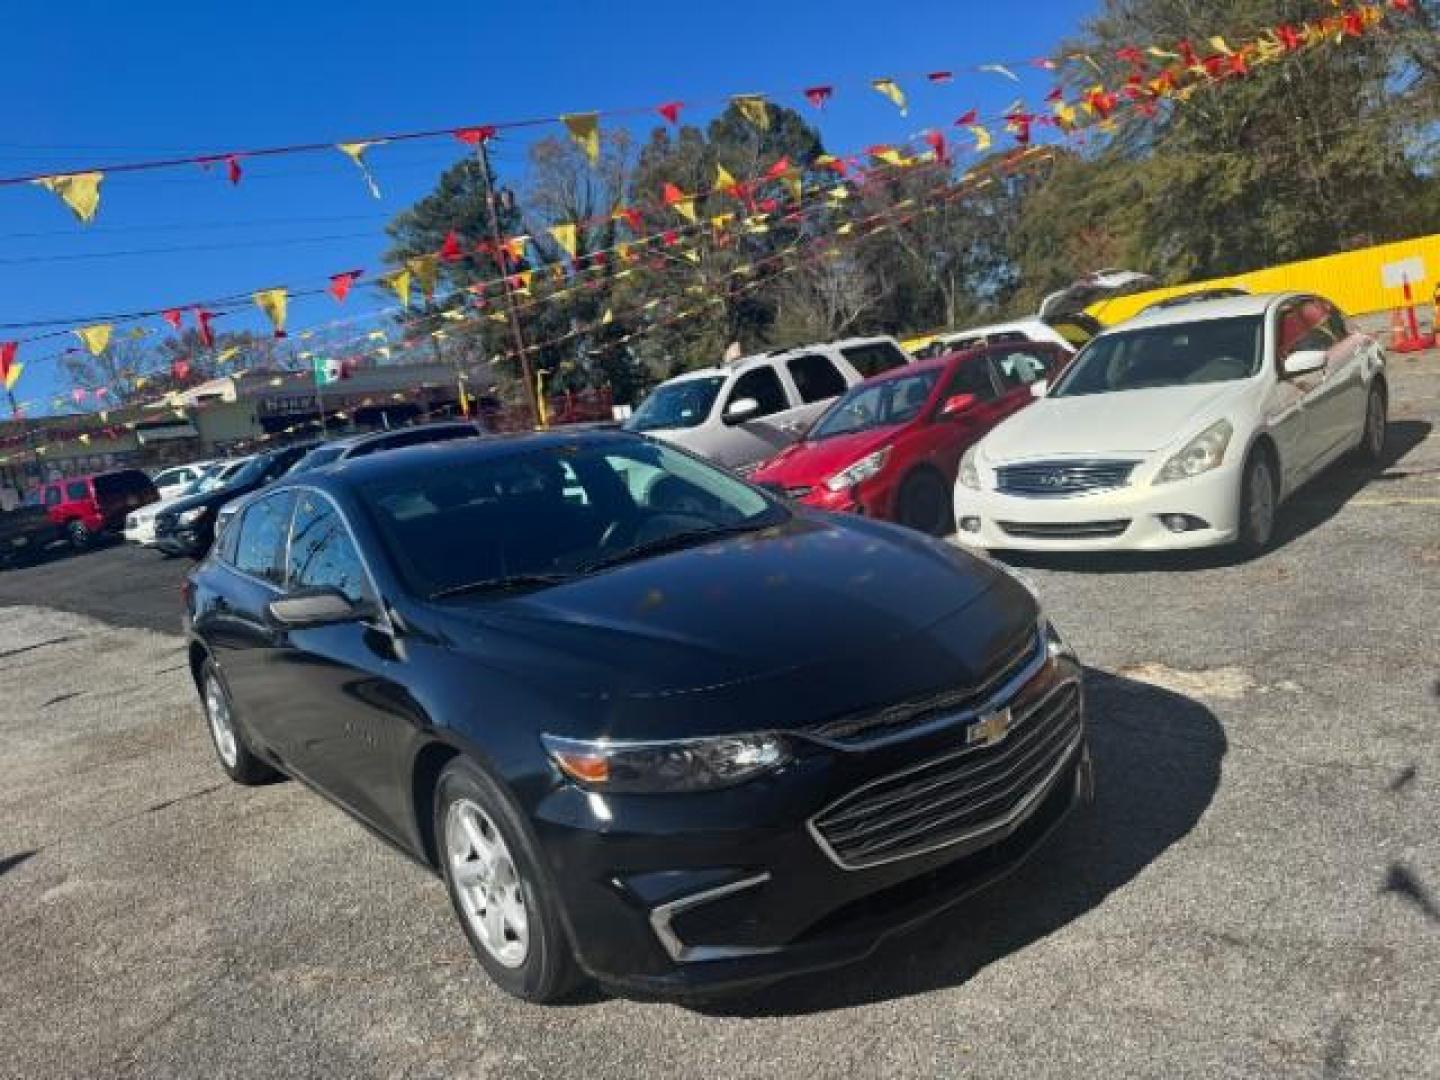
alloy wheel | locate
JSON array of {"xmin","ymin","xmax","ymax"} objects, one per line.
[
  {"xmin": 446, "ymin": 799, "xmax": 530, "ymax": 968},
  {"xmin": 203, "ymin": 674, "xmax": 239, "ymax": 769},
  {"xmin": 1247, "ymin": 459, "xmax": 1276, "ymax": 548}
]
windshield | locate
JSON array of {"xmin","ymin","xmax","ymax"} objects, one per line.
[
  {"xmin": 809, "ymin": 369, "xmax": 942, "ymax": 440},
  {"xmin": 359, "ymin": 439, "xmax": 784, "ymax": 598},
  {"xmin": 1051, "ymin": 315, "xmax": 1264, "ymax": 398},
  {"xmin": 624, "ymin": 376, "xmax": 726, "ymax": 432},
  {"xmin": 290, "ymin": 445, "xmax": 345, "ymax": 474}
]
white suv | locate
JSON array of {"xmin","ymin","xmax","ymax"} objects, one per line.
[{"xmin": 624, "ymin": 336, "xmax": 911, "ymax": 471}]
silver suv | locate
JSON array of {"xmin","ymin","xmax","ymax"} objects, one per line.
[{"xmin": 624, "ymin": 336, "xmax": 911, "ymax": 472}]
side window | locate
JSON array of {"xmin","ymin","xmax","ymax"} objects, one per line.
[
  {"xmin": 1277, "ymin": 299, "xmax": 1333, "ymax": 364},
  {"xmin": 44, "ymin": 487, "xmax": 61, "ymax": 508},
  {"xmin": 233, "ymin": 492, "xmax": 296, "ymax": 586},
  {"xmin": 942, "ymin": 361, "xmax": 999, "ymax": 402},
  {"xmin": 287, "ymin": 494, "xmax": 371, "ymax": 603},
  {"xmin": 990, "ymin": 349, "xmax": 1054, "ymax": 390},
  {"xmin": 726, "ymin": 366, "xmax": 789, "ymax": 420},
  {"xmin": 786, "ymin": 354, "xmax": 848, "ymax": 404},
  {"xmin": 841, "ymin": 342, "xmax": 909, "ymax": 377},
  {"xmin": 66, "ymin": 481, "xmax": 88, "ymax": 501},
  {"xmin": 1322, "ymin": 303, "xmax": 1349, "ymax": 347}
]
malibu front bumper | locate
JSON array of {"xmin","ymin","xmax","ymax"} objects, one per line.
[
  {"xmin": 530, "ymin": 647, "xmax": 1090, "ymax": 996},
  {"xmin": 953, "ymin": 463, "xmax": 1245, "ymax": 552}
]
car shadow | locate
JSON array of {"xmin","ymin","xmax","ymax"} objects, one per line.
[
  {"xmin": 994, "ymin": 419, "xmax": 1432, "ymax": 576},
  {"xmin": 684, "ymin": 667, "xmax": 1225, "ymax": 1017}
]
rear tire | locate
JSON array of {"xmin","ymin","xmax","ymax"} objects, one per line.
[
  {"xmin": 1235, "ymin": 451, "xmax": 1278, "ymax": 558},
  {"xmin": 200, "ymin": 658, "xmax": 277, "ymax": 785},
  {"xmin": 67, "ymin": 520, "xmax": 91, "ymax": 551},
  {"xmin": 1356, "ymin": 384, "xmax": 1387, "ymax": 465},
  {"xmin": 435, "ymin": 759, "xmax": 581, "ymax": 1003},
  {"xmin": 896, "ymin": 470, "xmax": 954, "ymax": 537}
]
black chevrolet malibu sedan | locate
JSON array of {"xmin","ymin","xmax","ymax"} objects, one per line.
[{"xmin": 183, "ymin": 430, "xmax": 1091, "ymax": 1002}]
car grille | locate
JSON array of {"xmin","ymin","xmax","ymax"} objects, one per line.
[
  {"xmin": 998, "ymin": 520, "xmax": 1130, "ymax": 540},
  {"xmin": 995, "ymin": 459, "xmax": 1137, "ymax": 498},
  {"xmin": 808, "ymin": 628, "xmax": 1041, "ymax": 746},
  {"xmin": 810, "ymin": 682, "xmax": 1082, "ymax": 870}
]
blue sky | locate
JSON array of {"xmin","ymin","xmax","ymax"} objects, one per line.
[{"xmin": 1, "ymin": 0, "xmax": 1092, "ymax": 412}]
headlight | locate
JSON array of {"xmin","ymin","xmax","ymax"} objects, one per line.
[
  {"xmin": 825, "ymin": 448, "xmax": 889, "ymax": 492},
  {"xmin": 541, "ymin": 733, "xmax": 789, "ymax": 793},
  {"xmin": 959, "ymin": 445, "xmax": 981, "ymax": 490},
  {"xmin": 176, "ymin": 506, "xmax": 209, "ymax": 526},
  {"xmin": 1155, "ymin": 420, "xmax": 1233, "ymax": 484}
]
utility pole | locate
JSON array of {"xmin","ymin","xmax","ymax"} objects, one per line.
[{"xmin": 472, "ymin": 138, "xmax": 539, "ymax": 429}]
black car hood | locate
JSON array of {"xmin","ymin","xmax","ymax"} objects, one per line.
[
  {"xmin": 162, "ymin": 479, "xmax": 258, "ymax": 516},
  {"xmin": 431, "ymin": 514, "xmax": 1037, "ymax": 739}
]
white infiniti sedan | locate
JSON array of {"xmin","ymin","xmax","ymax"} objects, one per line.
[{"xmin": 953, "ymin": 292, "xmax": 1388, "ymax": 555}]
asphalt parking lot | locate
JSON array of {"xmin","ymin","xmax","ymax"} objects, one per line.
[{"xmin": 1, "ymin": 350, "xmax": 1437, "ymax": 1079}]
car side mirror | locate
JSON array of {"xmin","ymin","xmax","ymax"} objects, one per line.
[
  {"xmin": 1282, "ymin": 349, "xmax": 1326, "ymax": 378},
  {"xmin": 940, "ymin": 393, "xmax": 979, "ymax": 419},
  {"xmin": 724, "ymin": 397, "xmax": 760, "ymax": 424},
  {"xmin": 266, "ymin": 588, "xmax": 371, "ymax": 630},
  {"xmin": 1029, "ymin": 379, "xmax": 1049, "ymax": 399}
]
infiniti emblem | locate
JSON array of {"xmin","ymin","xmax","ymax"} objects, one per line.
[{"xmin": 1039, "ymin": 471, "xmax": 1071, "ymax": 487}]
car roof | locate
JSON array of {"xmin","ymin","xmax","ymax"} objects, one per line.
[
  {"xmin": 1112, "ymin": 291, "xmax": 1293, "ymax": 332},
  {"xmin": 860, "ymin": 344, "xmax": 998, "ymax": 385},
  {"xmin": 663, "ymin": 335, "xmax": 903, "ymax": 384},
  {"xmin": 281, "ymin": 428, "xmax": 645, "ymax": 490},
  {"xmin": 935, "ymin": 318, "xmax": 1053, "ymax": 342}
]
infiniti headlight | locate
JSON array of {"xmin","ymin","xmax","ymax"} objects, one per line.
[
  {"xmin": 541, "ymin": 733, "xmax": 790, "ymax": 793},
  {"xmin": 176, "ymin": 506, "xmax": 209, "ymax": 526},
  {"xmin": 1155, "ymin": 420, "xmax": 1233, "ymax": 484},
  {"xmin": 959, "ymin": 445, "xmax": 981, "ymax": 490},
  {"xmin": 824, "ymin": 448, "xmax": 890, "ymax": 492}
]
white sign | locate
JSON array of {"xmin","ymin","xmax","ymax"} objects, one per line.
[{"xmin": 1381, "ymin": 256, "xmax": 1426, "ymax": 289}]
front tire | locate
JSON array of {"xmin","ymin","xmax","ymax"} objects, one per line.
[
  {"xmin": 435, "ymin": 759, "xmax": 581, "ymax": 1003},
  {"xmin": 1235, "ymin": 451, "xmax": 1278, "ymax": 557},
  {"xmin": 200, "ymin": 659, "xmax": 277, "ymax": 785},
  {"xmin": 896, "ymin": 469, "xmax": 954, "ymax": 537},
  {"xmin": 1356, "ymin": 384, "xmax": 1387, "ymax": 464}
]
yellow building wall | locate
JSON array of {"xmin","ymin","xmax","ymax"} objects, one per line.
[{"xmin": 1087, "ymin": 233, "xmax": 1440, "ymax": 326}]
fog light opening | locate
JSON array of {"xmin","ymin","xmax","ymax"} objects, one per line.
[
  {"xmin": 960, "ymin": 516, "xmax": 981, "ymax": 533},
  {"xmin": 1160, "ymin": 513, "xmax": 1208, "ymax": 533}
]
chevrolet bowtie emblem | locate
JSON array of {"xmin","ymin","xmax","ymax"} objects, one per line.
[{"xmin": 967, "ymin": 707, "xmax": 1013, "ymax": 748}]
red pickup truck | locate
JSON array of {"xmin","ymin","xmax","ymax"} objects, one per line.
[{"xmin": 41, "ymin": 469, "xmax": 158, "ymax": 549}]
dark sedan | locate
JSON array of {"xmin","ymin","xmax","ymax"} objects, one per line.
[
  {"xmin": 183, "ymin": 431, "xmax": 1091, "ymax": 1002},
  {"xmin": 155, "ymin": 444, "xmax": 312, "ymax": 557}
]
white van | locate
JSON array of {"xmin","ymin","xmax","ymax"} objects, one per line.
[{"xmin": 624, "ymin": 336, "xmax": 911, "ymax": 472}]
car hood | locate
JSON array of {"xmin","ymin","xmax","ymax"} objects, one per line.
[
  {"xmin": 161, "ymin": 479, "xmax": 257, "ymax": 516},
  {"xmin": 753, "ymin": 426, "xmax": 904, "ymax": 487},
  {"xmin": 431, "ymin": 514, "xmax": 1036, "ymax": 739},
  {"xmin": 981, "ymin": 382, "xmax": 1250, "ymax": 461}
]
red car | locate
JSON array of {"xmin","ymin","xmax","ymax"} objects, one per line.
[
  {"xmin": 753, "ymin": 343, "xmax": 1070, "ymax": 535},
  {"xmin": 40, "ymin": 469, "xmax": 158, "ymax": 550}
]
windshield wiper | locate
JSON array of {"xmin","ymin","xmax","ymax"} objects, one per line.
[
  {"xmin": 579, "ymin": 521, "xmax": 772, "ymax": 574},
  {"xmin": 429, "ymin": 573, "xmax": 573, "ymax": 600}
]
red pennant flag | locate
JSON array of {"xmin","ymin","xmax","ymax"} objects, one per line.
[
  {"xmin": 328, "ymin": 269, "xmax": 361, "ymax": 303},
  {"xmin": 172, "ymin": 358, "xmax": 190, "ymax": 382},
  {"xmin": 1275, "ymin": 24, "xmax": 1302, "ymax": 51},
  {"xmin": 162, "ymin": 309, "xmax": 183, "ymax": 331},
  {"xmin": 804, "ymin": 85, "xmax": 834, "ymax": 109},
  {"xmin": 657, "ymin": 101, "xmax": 683, "ymax": 125},
  {"xmin": 1116, "ymin": 46, "xmax": 1146, "ymax": 66},
  {"xmin": 195, "ymin": 308, "xmax": 216, "ymax": 348},
  {"xmin": 618, "ymin": 207, "xmax": 644, "ymax": 235},
  {"xmin": 0, "ymin": 342, "xmax": 16, "ymax": 385},
  {"xmin": 661, "ymin": 182, "xmax": 686, "ymax": 207},
  {"xmin": 923, "ymin": 130, "xmax": 948, "ymax": 163},
  {"xmin": 661, "ymin": 230, "xmax": 679, "ymax": 246},
  {"xmin": 1046, "ymin": 86, "xmax": 1065, "ymax": 103},
  {"xmin": 954, "ymin": 109, "xmax": 978, "ymax": 126},
  {"xmin": 926, "ymin": 71, "xmax": 953, "ymax": 83},
  {"xmin": 758, "ymin": 197, "xmax": 778, "ymax": 214},
  {"xmin": 453, "ymin": 126, "xmax": 497, "ymax": 145},
  {"xmin": 764, "ymin": 156, "xmax": 792, "ymax": 180},
  {"xmin": 439, "ymin": 230, "xmax": 464, "ymax": 262},
  {"xmin": 226, "ymin": 155, "xmax": 243, "ymax": 185}
]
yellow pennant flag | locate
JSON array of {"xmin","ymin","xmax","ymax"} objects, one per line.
[
  {"xmin": 871, "ymin": 78, "xmax": 907, "ymax": 116},
  {"xmin": 549, "ymin": 221, "xmax": 578, "ymax": 259},
  {"xmin": 253, "ymin": 288, "xmax": 288, "ymax": 336},
  {"xmin": 561, "ymin": 113, "xmax": 600, "ymax": 165},
  {"xmin": 216, "ymin": 346, "xmax": 241, "ymax": 364},
  {"xmin": 514, "ymin": 269, "xmax": 533, "ymax": 294},
  {"xmin": 968, "ymin": 126, "xmax": 992, "ymax": 152},
  {"xmin": 733, "ymin": 95, "xmax": 770, "ymax": 130},
  {"xmin": 75, "ymin": 324, "xmax": 113, "ymax": 356},
  {"xmin": 779, "ymin": 169, "xmax": 802, "ymax": 202},
  {"xmin": 441, "ymin": 309, "xmax": 466, "ymax": 321},
  {"xmin": 4, "ymin": 362, "xmax": 22, "ymax": 390},
  {"xmin": 715, "ymin": 163, "xmax": 739, "ymax": 194},
  {"xmin": 601, "ymin": 308, "xmax": 614, "ymax": 325},
  {"xmin": 1208, "ymin": 35, "xmax": 1233, "ymax": 55},
  {"xmin": 504, "ymin": 235, "xmax": 529, "ymax": 262},
  {"xmin": 1053, "ymin": 101, "xmax": 1079, "ymax": 127},
  {"xmin": 336, "ymin": 141, "xmax": 386, "ymax": 198},
  {"xmin": 871, "ymin": 147, "xmax": 906, "ymax": 168},
  {"xmin": 683, "ymin": 250, "xmax": 700, "ymax": 264},
  {"xmin": 33, "ymin": 171, "xmax": 104, "ymax": 224},
  {"xmin": 407, "ymin": 254, "xmax": 440, "ymax": 300},
  {"xmin": 1147, "ymin": 46, "xmax": 1180, "ymax": 59},
  {"xmin": 368, "ymin": 330, "xmax": 388, "ymax": 342},
  {"xmin": 383, "ymin": 269, "xmax": 412, "ymax": 307},
  {"xmin": 710, "ymin": 212, "xmax": 734, "ymax": 232}
]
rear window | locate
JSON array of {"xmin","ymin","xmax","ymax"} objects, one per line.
[
  {"xmin": 95, "ymin": 471, "xmax": 155, "ymax": 500},
  {"xmin": 348, "ymin": 425, "xmax": 476, "ymax": 459},
  {"xmin": 841, "ymin": 342, "xmax": 909, "ymax": 378}
]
